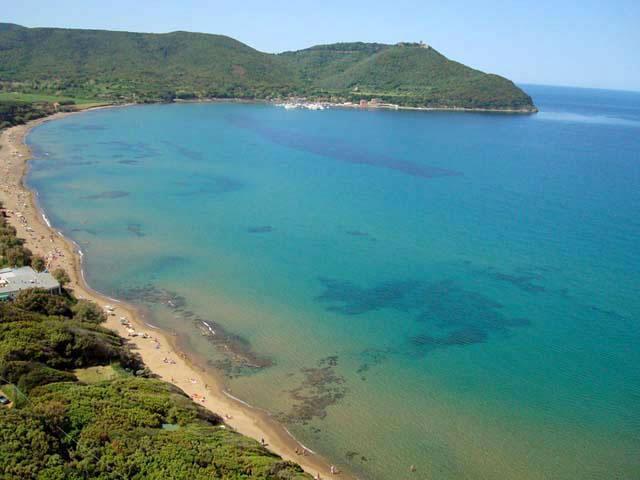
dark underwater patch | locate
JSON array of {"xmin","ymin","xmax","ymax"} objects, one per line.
[
  {"xmin": 247, "ymin": 225, "xmax": 273, "ymax": 234},
  {"xmin": 161, "ymin": 140, "xmax": 204, "ymax": 161},
  {"xmin": 81, "ymin": 190, "xmax": 129, "ymax": 200},
  {"xmin": 475, "ymin": 266, "xmax": 546, "ymax": 293},
  {"xmin": 345, "ymin": 230, "xmax": 376, "ymax": 241},
  {"xmin": 345, "ymin": 451, "xmax": 369, "ymax": 463},
  {"xmin": 316, "ymin": 277, "xmax": 530, "ymax": 352},
  {"xmin": 589, "ymin": 305, "xmax": 624, "ymax": 320},
  {"xmin": 412, "ymin": 280, "xmax": 530, "ymax": 350},
  {"xmin": 316, "ymin": 277, "xmax": 421, "ymax": 315},
  {"xmin": 277, "ymin": 355, "xmax": 347, "ymax": 425},
  {"xmin": 228, "ymin": 114, "xmax": 462, "ymax": 180},
  {"xmin": 97, "ymin": 140, "xmax": 157, "ymax": 159},
  {"xmin": 67, "ymin": 160, "xmax": 99, "ymax": 166},
  {"xmin": 356, "ymin": 348, "xmax": 388, "ymax": 381},
  {"xmin": 117, "ymin": 284, "xmax": 272, "ymax": 375},
  {"xmin": 127, "ymin": 223, "xmax": 145, "ymax": 237},
  {"xmin": 171, "ymin": 175, "xmax": 243, "ymax": 196},
  {"xmin": 118, "ymin": 284, "xmax": 187, "ymax": 310},
  {"xmin": 117, "ymin": 159, "xmax": 140, "ymax": 165}
]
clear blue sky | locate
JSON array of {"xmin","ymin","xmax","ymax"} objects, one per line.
[{"xmin": 5, "ymin": 0, "xmax": 639, "ymax": 91}]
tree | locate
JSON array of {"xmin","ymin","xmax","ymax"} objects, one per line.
[
  {"xmin": 52, "ymin": 268, "xmax": 71, "ymax": 287},
  {"xmin": 13, "ymin": 288, "xmax": 73, "ymax": 317},
  {"xmin": 31, "ymin": 256, "xmax": 46, "ymax": 272},
  {"xmin": 3, "ymin": 245, "xmax": 32, "ymax": 267},
  {"xmin": 72, "ymin": 300, "xmax": 107, "ymax": 324}
]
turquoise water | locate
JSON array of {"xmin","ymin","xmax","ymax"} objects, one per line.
[{"xmin": 27, "ymin": 85, "xmax": 640, "ymax": 479}]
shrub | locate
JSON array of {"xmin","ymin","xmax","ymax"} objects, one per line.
[
  {"xmin": 13, "ymin": 289, "xmax": 73, "ymax": 317},
  {"xmin": 52, "ymin": 268, "xmax": 70, "ymax": 287},
  {"xmin": 31, "ymin": 256, "xmax": 46, "ymax": 272},
  {"xmin": 2, "ymin": 245, "xmax": 32, "ymax": 267},
  {"xmin": 72, "ymin": 300, "xmax": 107, "ymax": 324},
  {"xmin": 0, "ymin": 360, "xmax": 76, "ymax": 393}
]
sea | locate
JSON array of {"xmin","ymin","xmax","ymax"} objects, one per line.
[{"xmin": 26, "ymin": 85, "xmax": 640, "ymax": 479}]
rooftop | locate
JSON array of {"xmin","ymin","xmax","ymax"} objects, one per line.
[{"xmin": 0, "ymin": 266, "xmax": 61, "ymax": 299}]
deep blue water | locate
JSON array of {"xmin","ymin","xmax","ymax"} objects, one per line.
[{"xmin": 27, "ymin": 85, "xmax": 640, "ymax": 479}]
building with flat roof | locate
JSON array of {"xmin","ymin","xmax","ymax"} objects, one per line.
[{"xmin": 0, "ymin": 266, "xmax": 61, "ymax": 300}]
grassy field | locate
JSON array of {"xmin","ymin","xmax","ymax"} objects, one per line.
[
  {"xmin": 0, "ymin": 92, "xmax": 103, "ymax": 105},
  {"xmin": 74, "ymin": 364, "xmax": 122, "ymax": 383}
]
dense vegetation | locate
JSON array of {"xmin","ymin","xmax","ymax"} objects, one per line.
[
  {"xmin": 0, "ymin": 23, "xmax": 536, "ymax": 110},
  {"xmin": 0, "ymin": 99, "xmax": 58, "ymax": 130},
  {"xmin": 279, "ymin": 42, "xmax": 534, "ymax": 109},
  {"xmin": 0, "ymin": 204, "xmax": 309, "ymax": 479},
  {"xmin": 0, "ymin": 203, "xmax": 33, "ymax": 267},
  {"xmin": 0, "ymin": 291, "xmax": 309, "ymax": 479}
]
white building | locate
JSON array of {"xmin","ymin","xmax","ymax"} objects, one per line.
[{"xmin": 0, "ymin": 266, "xmax": 61, "ymax": 300}]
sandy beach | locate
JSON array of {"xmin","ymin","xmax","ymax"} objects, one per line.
[{"xmin": 0, "ymin": 108, "xmax": 344, "ymax": 480}]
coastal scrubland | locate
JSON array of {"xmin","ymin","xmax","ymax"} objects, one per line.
[
  {"xmin": 0, "ymin": 99, "xmax": 60, "ymax": 130},
  {"xmin": 0, "ymin": 23, "xmax": 535, "ymax": 111},
  {"xmin": 0, "ymin": 96, "xmax": 109, "ymax": 131}
]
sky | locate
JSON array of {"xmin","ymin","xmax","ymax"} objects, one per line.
[{"xmin": 4, "ymin": 0, "xmax": 640, "ymax": 91}]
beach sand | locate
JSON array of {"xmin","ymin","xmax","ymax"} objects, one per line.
[{"xmin": 0, "ymin": 108, "xmax": 344, "ymax": 480}]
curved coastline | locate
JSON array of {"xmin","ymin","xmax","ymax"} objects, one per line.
[{"xmin": 0, "ymin": 107, "xmax": 346, "ymax": 480}]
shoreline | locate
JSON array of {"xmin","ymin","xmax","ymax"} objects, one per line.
[
  {"xmin": 0, "ymin": 107, "xmax": 345, "ymax": 479},
  {"xmin": 175, "ymin": 96, "xmax": 538, "ymax": 114}
]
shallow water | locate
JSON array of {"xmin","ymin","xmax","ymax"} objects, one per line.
[{"xmin": 27, "ymin": 85, "xmax": 640, "ymax": 479}]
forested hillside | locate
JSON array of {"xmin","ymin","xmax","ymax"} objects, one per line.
[
  {"xmin": 0, "ymin": 24, "xmax": 535, "ymax": 110},
  {"xmin": 279, "ymin": 42, "xmax": 534, "ymax": 109}
]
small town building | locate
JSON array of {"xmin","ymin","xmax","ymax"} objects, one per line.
[{"xmin": 0, "ymin": 266, "xmax": 61, "ymax": 300}]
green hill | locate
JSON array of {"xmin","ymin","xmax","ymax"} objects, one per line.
[
  {"xmin": 279, "ymin": 42, "xmax": 534, "ymax": 109},
  {"xmin": 0, "ymin": 23, "xmax": 535, "ymax": 111},
  {"xmin": 0, "ymin": 24, "xmax": 297, "ymax": 101}
]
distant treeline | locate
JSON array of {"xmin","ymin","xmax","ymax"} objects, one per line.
[{"xmin": 0, "ymin": 99, "xmax": 72, "ymax": 130}]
